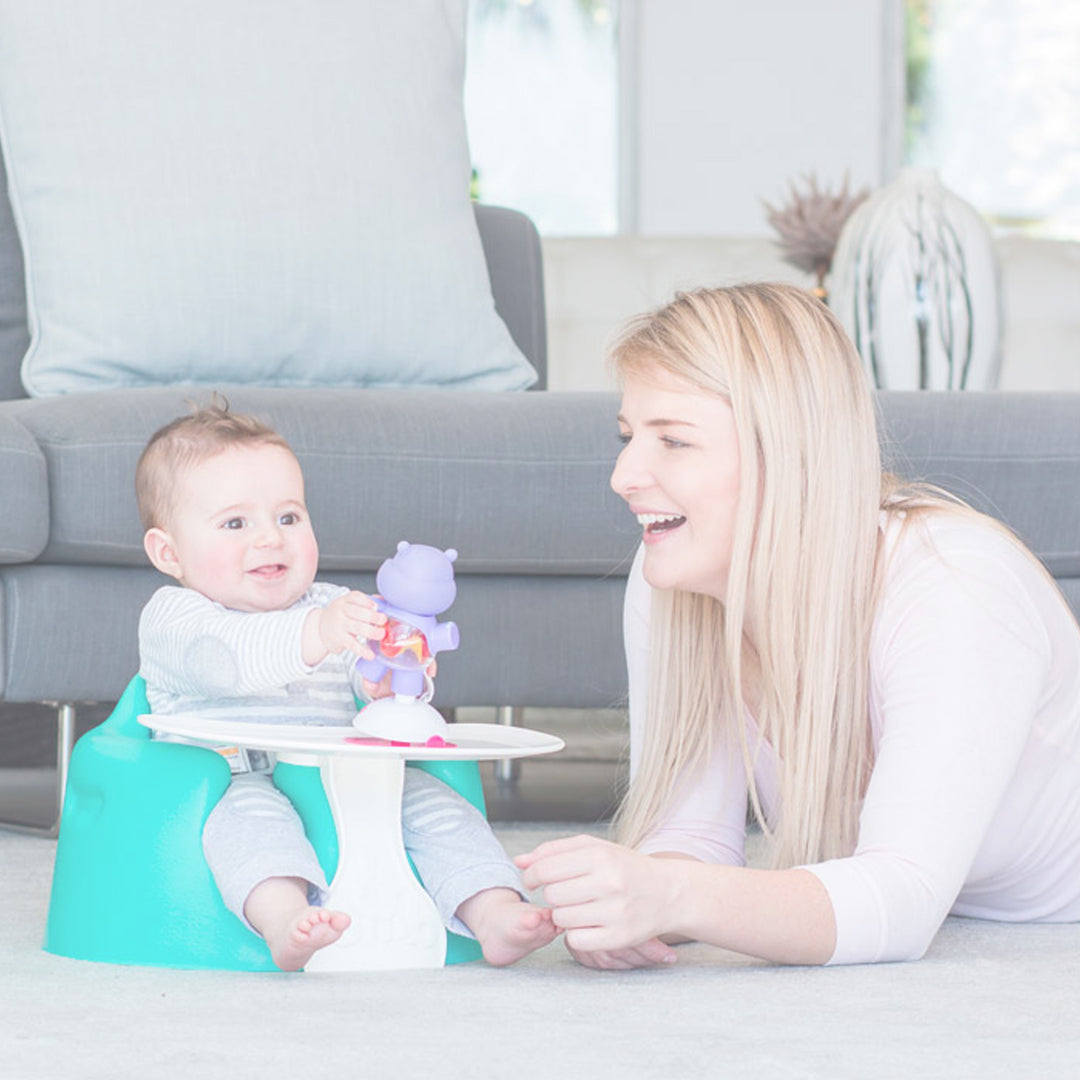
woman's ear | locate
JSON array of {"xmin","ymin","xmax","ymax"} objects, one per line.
[{"xmin": 143, "ymin": 528, "xmax": 184, "ymax": 581}]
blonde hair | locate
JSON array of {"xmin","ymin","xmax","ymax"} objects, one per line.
[
  {"xmin": 135, "ymin": 399, "xmax": 292, "ymax": 530},
  {"xmin": 612, "ymin": 283, "xmax": 920, "ymax": 867}
]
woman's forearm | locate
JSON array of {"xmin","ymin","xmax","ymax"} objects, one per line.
[
  {"xmin": 517, "ymin": 834, "xmax": 838, "ymax": 967},
  {"xmin": 666, "ymin": 859, "xmax": 837, "ymax": 965}
]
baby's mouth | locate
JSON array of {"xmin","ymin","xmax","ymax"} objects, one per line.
[
  {"xmin": 636, "ymin": 512, "xmax": 686, "ymax": 535},
  {"xmin": 250, "ymin": 564, "xmax": 287, "ymax": 578}
]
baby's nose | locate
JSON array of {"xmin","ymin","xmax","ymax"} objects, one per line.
[{"xmin": 254, "ymin": 522, "xmax": 285, "ymax": 546}]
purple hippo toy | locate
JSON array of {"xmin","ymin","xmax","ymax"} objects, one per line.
[{"xmin": 355, "ymin": 541, "xmax": 460, "ymax": 699}]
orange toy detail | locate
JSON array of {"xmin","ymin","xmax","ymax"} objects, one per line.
[{"xmin": 378, "ymin": 618, "xmax": 432, "ymax": 664}]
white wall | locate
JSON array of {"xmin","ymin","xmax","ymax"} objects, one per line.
[
  {"xmin": 543, "ymin": 235, "xmax": 1080, "ymax": 393},
  {"xmin": 543, "ymin": 236, "xmax": 799, "ymax": 391},
  {"xmin": 542, "ymin": 1, "xmax": 1079, "ymax": 394},
  {"xmin": 626, "ymin": 0, "xmax": 899, "ymax": 236}
]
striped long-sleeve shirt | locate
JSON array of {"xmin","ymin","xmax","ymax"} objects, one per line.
[{"xmin": 139, "ymin": 583, "xmax": 360, "ymax": 727}]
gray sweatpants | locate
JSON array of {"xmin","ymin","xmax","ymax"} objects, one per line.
[{"xmin": 202, "ymin": 768, "xmax": 524, "ymax": 938}]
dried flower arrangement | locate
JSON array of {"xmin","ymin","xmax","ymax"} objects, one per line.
[{"xmin": 763, "ymin": 173, "xmax": 870, "ymax": 301}]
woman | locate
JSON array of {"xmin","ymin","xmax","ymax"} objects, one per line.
[{"xmin": 516, "ymin": 283, "xmax": 1080, "ymax": 968}]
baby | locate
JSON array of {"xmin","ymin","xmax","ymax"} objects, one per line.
[{"xmin": 134, "ymin": 402, "xmax": 556, "ymax": 970}]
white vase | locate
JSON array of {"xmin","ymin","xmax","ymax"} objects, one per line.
[{"xmin": 830, "ymin": 169, "xmax": 1001, "ymax": 390}]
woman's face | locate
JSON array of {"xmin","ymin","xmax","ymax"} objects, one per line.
[{"xmin": 611, "ymin": 366, "xmax": 742, "ymax": 600}]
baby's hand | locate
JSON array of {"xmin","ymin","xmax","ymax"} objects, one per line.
[
  {"xmin": 360, "ymin": 670, "xmax": 394, "ymax": 701},
  {"xmin": 361, "ymin": 659, "xmax": 438, "ymax": 701},
  {"xmin": 304, "ymin": 592, "xmax": 386, "ymax": 665}
]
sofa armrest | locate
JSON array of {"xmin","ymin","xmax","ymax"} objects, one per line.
[
  {"xmin": 474, "ymin": 203, "xmax": 547, "ymax": 389},
  {"xmin": 0, "ymin": 413, "xmax": 46, "ymax": 562}
]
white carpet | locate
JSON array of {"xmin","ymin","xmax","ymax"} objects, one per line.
[{"xmin": 2, "ymin": 827, "xmax": 1079, "ymax": 1080}]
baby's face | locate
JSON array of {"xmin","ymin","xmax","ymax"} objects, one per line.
[{"xmin": 159, "ymin": 442, "xmax": 319, "ymax": 612}]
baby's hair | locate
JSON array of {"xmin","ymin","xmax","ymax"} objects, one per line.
[{"xmin": 135, "ymin": 396, "xmax": 293, "ymax": 530}]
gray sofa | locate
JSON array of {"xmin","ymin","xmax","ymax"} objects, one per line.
[
  {"xmin": 0, "ymin": 168, "xmax": 645, "ymax": 832},
  {"xmin": 5, "ymin": 148, "xmax": 1080, "ymax": 835}
]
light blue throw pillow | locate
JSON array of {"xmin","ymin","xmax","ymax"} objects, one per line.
[{"xmin": 0, "ymin": 0, "xmax": 537, "ymax": 395}]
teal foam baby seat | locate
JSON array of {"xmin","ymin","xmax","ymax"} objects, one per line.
[{"xmin": 44, "ymin": 675, "xmax": 484, "ymax": 969}]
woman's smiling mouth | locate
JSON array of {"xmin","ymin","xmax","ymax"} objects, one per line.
[{"xmin": 636, "ymin": 512, "xmax": 687, "ymax": 536}]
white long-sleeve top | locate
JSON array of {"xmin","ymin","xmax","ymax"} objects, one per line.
[
  {"xmin": 139, "ymin": 582, "xmax": 359, "ymax": 726},
  {"xmin": 625, "ymin": 513, "xmax": 1080, "ymax": 965}
]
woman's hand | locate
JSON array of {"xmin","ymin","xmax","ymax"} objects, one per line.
[
  {"xmin": 563, "ymin": 938, "xmax": 677, "ymax": 970},
  {"xmin": 514, "ymin": 834, "xmax": 681, "ymax": 966},
  {"xmin": 518, "ymin": 834, "xmax": 838, "ymax": 967}
]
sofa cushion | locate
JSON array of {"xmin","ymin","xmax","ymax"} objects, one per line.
[
  {"xmin": 5, "ymin": 387, "xmax": 637, "ymax": 573},
  {"xmin": 878, "ymin": 391, "xmax": 1080, "ymax": 576},
  {"xmin": 11, "ymin": 389, "xmax": 1080, "ymax": 578},
  {"xmin": 0, "ymin": 0, "xmax": 536, "ymax": 396},
  {"xmin": 0, "ymin": 412, "xmax": 47, "ymax": 562},
  {"xmin": 0, "ymin": 565, "xmax": 630, "ymax": 706}
]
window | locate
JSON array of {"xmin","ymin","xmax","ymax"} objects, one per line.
[
  {"xmin": 905, "ymin": 0, "xmax": 1080, "ymax": 238},
  {"xmin": 464, "ymin": 0, "xmax": 620, "ymax": 236}
]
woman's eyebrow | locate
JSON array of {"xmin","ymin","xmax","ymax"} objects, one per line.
[
  {"xmin": 617, "ymin": 415, "xmax": 699, "ymax": 429},
  {"xmin": 626, "ymin": 414, "xmax": 699, "ymax": 427}
]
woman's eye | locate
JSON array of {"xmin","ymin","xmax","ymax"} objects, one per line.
[
  {"xmin": 661, "ymin": 436, "xmax": 691, "ymax": 450},
  {"xmin": 617, "ymin": 431, "xmax": 631, "ymax": 446}
]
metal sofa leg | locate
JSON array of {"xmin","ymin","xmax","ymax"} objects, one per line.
[
  {"xmin": 55, "ymin": 702, "xmax": 76, "ymax": 820},
  {"xmin": 0, "ymin": 702, "xmax": 76, "ymax": 838},
  {"xmin": 493, "ymin": 705, "xmax": 523, "ymax": 784}
]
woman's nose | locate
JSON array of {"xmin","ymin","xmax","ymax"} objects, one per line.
[{"xmin": 610, "ymin": 442, "xmax": 646, "ymax": 498}]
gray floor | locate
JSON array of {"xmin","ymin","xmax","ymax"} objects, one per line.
[
  {"xmin": 4, "ymin": 703, "xmax": 1080, "ymax": 1077},
  {"xmin": 0, "ymin": 701, "xmax": 629, "ymax": 831},
  {"xmin": 469, "ymin": 706, "xmax": 627, "ymax": 823},
  {"xmin": 4, "ymin": 825, "xmax": 1080, "ymax": 1079}
]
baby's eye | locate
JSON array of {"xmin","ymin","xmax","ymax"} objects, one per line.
[
  {"xmin": 222, "ymin": 517, "xmax": 245, "ymax": 530},
  {"xmin": 279, "ymin": 512, "xmax": 300, "ymax": 526}
]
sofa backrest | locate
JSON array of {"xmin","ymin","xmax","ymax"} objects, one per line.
[
  {"xmin": 0, "ymin": 148, "xmax": 28, "ymax": 400},
  {"xmin": 878, "ymin": 391, "xmax": 1080, "ymax": 617},
  {"xmin": 3, "ymin": 385, "xmax": 1080, "ymax": 707},
  {"xmin": 0, "ymin": 147, "xmax": 547, "ymax": 399}
]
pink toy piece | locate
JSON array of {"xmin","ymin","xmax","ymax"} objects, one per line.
[{"xmin": 344, "ymin": 734, "xmax": 457, "ymax": 749}]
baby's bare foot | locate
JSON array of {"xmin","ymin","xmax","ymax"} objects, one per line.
[
  {"xmin": 458, "ymin": 888, "xmax": 559, "ymax": 967},
  {"xmin": 267, "ymin": 907, "xmax": 351, "ymax": 972}
]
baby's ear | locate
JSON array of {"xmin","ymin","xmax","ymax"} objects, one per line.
[{"xmin": 143, "ymin": 528, "xmax": 184, "ymax": 580}]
